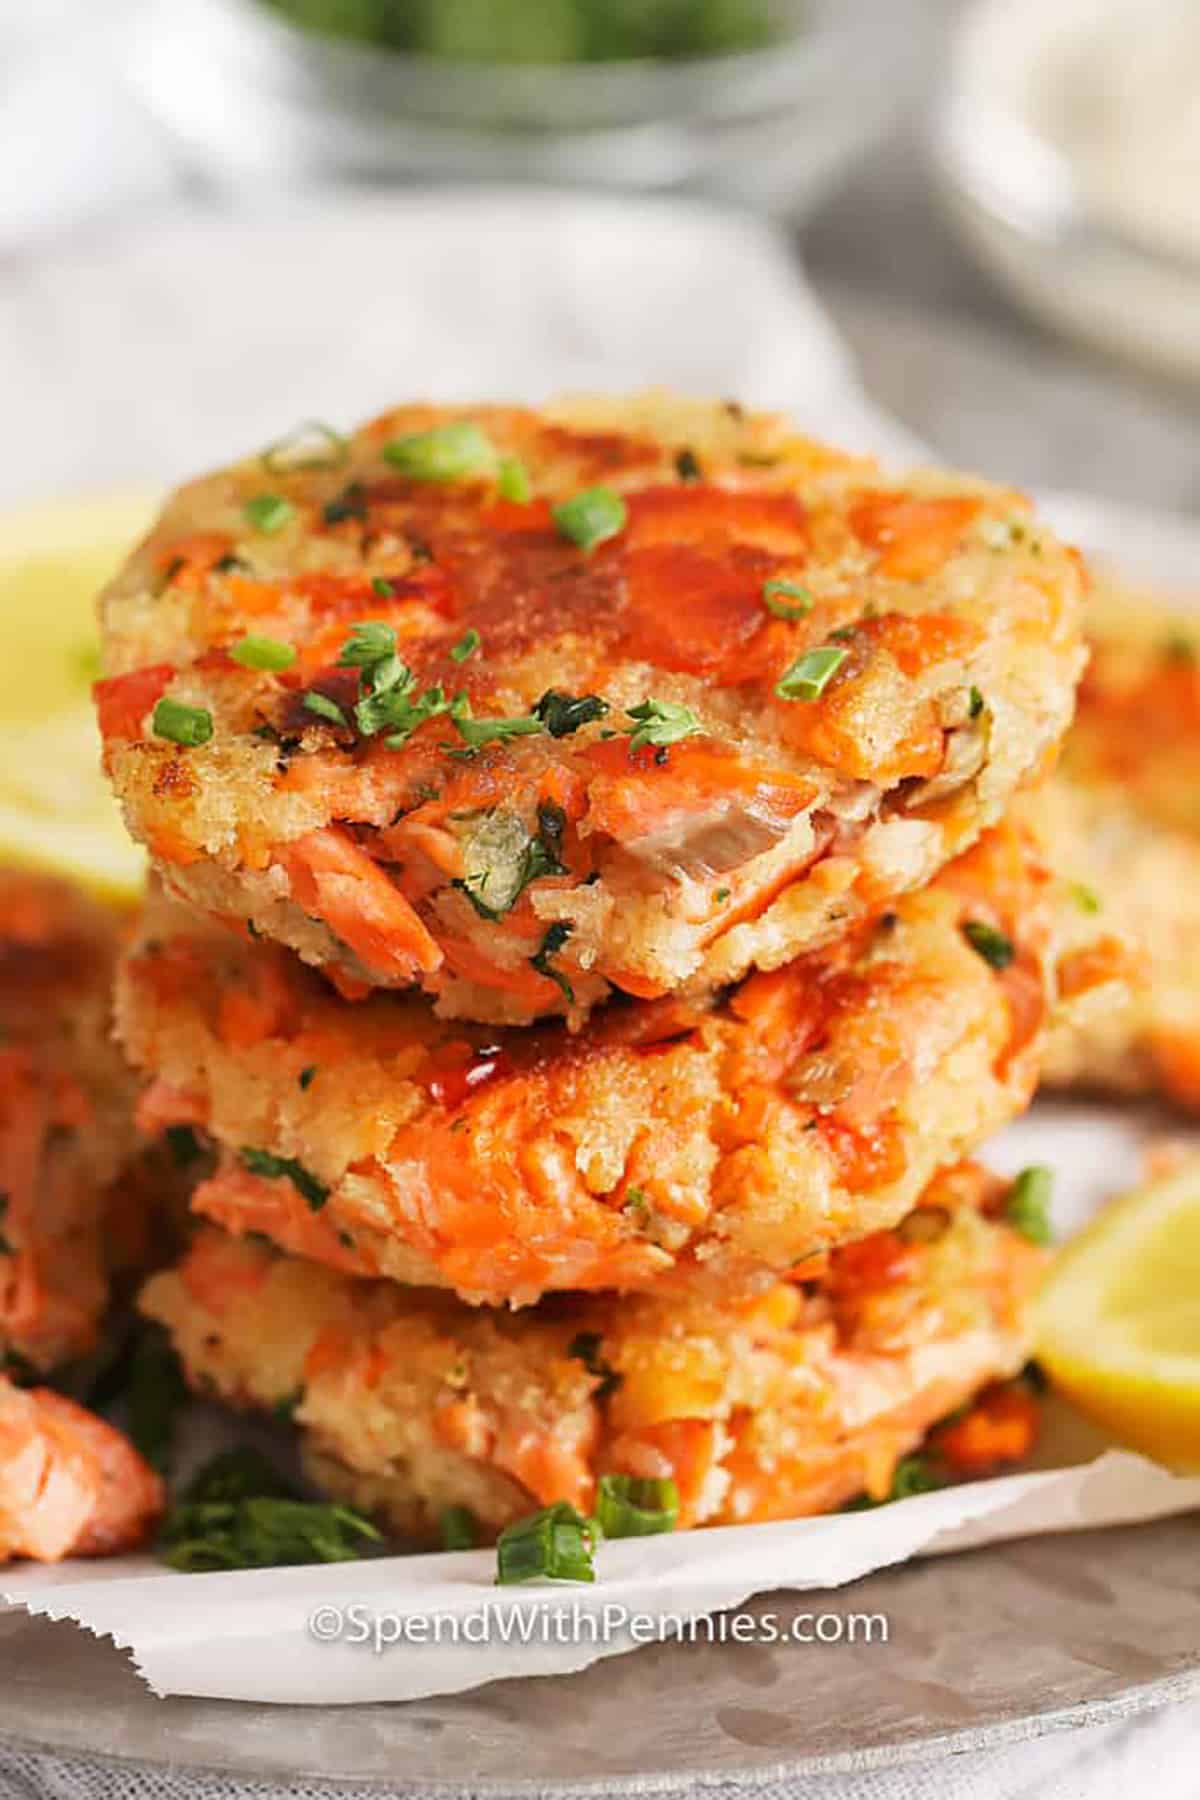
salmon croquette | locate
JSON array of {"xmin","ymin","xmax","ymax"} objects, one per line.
[
  {"xmin": 0, "ymin": 1374, "xmax": 163, "ymax": 1563},
  {"xmin": 95, "ymin": 394, "xmax": 1086, "ymax": 1025},
  {"xmin": 141, "ymin": 1162, "xmax": 1045, "ymax": 1544},
  {"xmin": 1035, "ymin": 574, "xmax": 1200, "ymax": 1106},
  {"xmin": 117, "ymin": 821, "xmax": 1124, "ymax": 1307},
  {"xmin": 0, "ymin": 870, "xmax": 150, "ymax": 1374}
]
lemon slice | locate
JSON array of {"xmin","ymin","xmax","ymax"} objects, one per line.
[
  {"xmin": 0, "ymin": 491, "xmax": 157, "ymax": 901},
  {"xmin": 1036, "ymin": 1161, "xmax": 1200, "ymax": 1467}
]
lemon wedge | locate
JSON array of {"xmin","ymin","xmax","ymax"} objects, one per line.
[
  {"xmin": 1036, "ymin": 1160, "xmax": 1200, "ymax": 1467},
  {"xmin": 0, "ymin": 490, "xmax": 156, "ymax": 901}
]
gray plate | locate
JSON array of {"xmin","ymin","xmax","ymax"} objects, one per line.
[{"xmin": 2, "ymin": 1518, "xmax": 1199, "ymax": 1792}]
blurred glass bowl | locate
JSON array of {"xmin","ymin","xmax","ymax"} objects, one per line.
[
  {"xmin": 935, "ymin": 0, "xmax": 1200, "ymax": 382},
  {"xmin": 129, "ymin": 0, "xmax": 924, "ymax": 214}
]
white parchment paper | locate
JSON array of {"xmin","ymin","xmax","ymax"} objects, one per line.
[
  {"xmin": 5, "ymin": 1103, "xmax": 1200, "ymax": 1704},
  {"xmin": 2, "ymin": 191, "xmax": 1198, "ymax": 1703}
]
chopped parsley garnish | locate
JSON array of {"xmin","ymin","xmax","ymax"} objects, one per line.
[
  {"xmin": 675, "ymin": 448, "xmax": 702, "ymax": 482},
  {"xmin": 496, "ymin": 456, "xmax": 532, "ymax": 503},
  {"xmin": 161, "ymin": 1448, "xmax": 380, "ymax": 1572},
  {"xmin": 165, "ymin": 1124, "xmax": 203, "ymax": 1168},
  {"xmin": 298, "ymin": 1065, "xmax": 318, "ymax": 1090},
  {"xmin": 1005, "ymin": 1165, "xmax": 1054, "ymax": 1246},
  {"xmin": 261, "ymin": 420, "xmax": 348, "ymax": 475},
  {"xmin": 449, "ymin": 628, "xmax": 482, "ymax": 663},
  {"xmin": 961, "ymin": 919, "xmax": 1015, "ymax": 970},
  {"xmin": 530, "ymin": 921, "xmax": 574, "ymax": 1002},
  {"xmin": 567, "ymin": 1330, "xmax": 622, "ymax": 1399},
  {"xmin": 775, "ymin": 644, "xmax": 847, "ymax": 702},
  {"xmin": 593, "ymin": 1475, "xmax": 679, "ymax": 1538},
  {"xmin": 242, "ymin": 493, "xmax": 295, "ymax": 534},
  {"xmin": 371, "ymin": 576, "xmax": 396, "ymax": 598},
  {"xmin": 552, "ymin": 484, "xmax": 626, "ymax": 551},
  {"xmin": 322, "ymin": 482, "xmax": 368, "ymax": 526},
  {"xmin": 338, "ymin": 620, "xmax": 400, "ymax": 668},
  {"xmin": 240, "ymin": 1147, "xmax": 329, "ymax": 1212},
  {"xmin": 763, "ymin": 578, "xmax": 814, "ymax": 619},
  {"xmin": 230, "ymin": 634, "xmax": 296, "ymax": 672},
  {"xmin": 303, "ymin": 690, "xmax": 349, "ymax": 729},
  {"xmin": 626, "ymin": 697, "xmax": 702, "ymax": 752},
  {"xmin": 440, "ymin": 1506, "xmax": 478, "ymax": 1551},
  {"xmin": 383, "ymin": 421, "xmax": 495, "ymax": 482},
  {"xmin": 533, "ymin": 689, "xmax": 610, "ymax": 737},
  {"xmin": 1070, "ymin": 882, "xmax": 1101, "ymax": 915},
  {"xmin": 152, "ymin": 698, "xmax": 214, "ymax": 747},
  {"xmin": 126, "ymin": 1326, "xmax": 190, "ymax": 1474},
  {"xmin": 968, "ymin": 685, "xmax": 985, "ymax": 719},
  {"xmin": 496, "ymin": 1503, "xmax": 596, "ymax": 1585}
]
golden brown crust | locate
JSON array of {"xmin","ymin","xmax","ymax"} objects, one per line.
[
  {"xmin": 96, "ymin": 393, "xmax": 1085, "ymax": 1022},
  {"xmin": 117, "ymin": 820, "xmax": 1119, "ymax": 1306},
  {"xmin": 140, "ymin": 1162, "xmax": 1044, "ymax": 1543}
]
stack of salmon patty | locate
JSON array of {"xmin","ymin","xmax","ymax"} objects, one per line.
[{"xmin": 96, "ymin": 393, "xmax": 1117, "ymax": 1545}]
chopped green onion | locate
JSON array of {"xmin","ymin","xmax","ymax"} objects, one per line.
[
  {"xmin": 262, "ymin": 420, "xmax": 348, "ymax": 475},
  {"xmin": 495, "ymin": 1503, "xmax": 596, "ymax": 1586},
  {"xmin": 440, "ymin": 1506, "xmax": 478, "ymax": 1552},
  {"xmin": 497, "ymin": 456, "xmax": 531, "ymax": 503},
  {"xmin": 533, "ymin": 689, "xmax": 610, "ymax": 737},
  {"xmin": 383, "ymin": 421, "xmax": 495, "ymax": 482},
  {"xmin": 240, "ymin": 1147, "xmax": 329, "ymax": 1212},
  {"xmin": 552, "ymin": 485, "xmax": 626, "ymax": 552},
  {"xmin": 843, "ymin": 1454, "xmax": 940, "ymax": 1511},
  {"xmin": 626, "ymin": 697, "xmax": 702, "ymax": 752},
  {"xmin": 763, "ymin": 578, "xmax": 814, "ymax": 619},
  {"xmin": 242, "ymin": 494, "xmax": 295, "ymax": 534},
  {"xmin": 371, "ymin": 576, "xmax": 396, "ymax": 598},
  {"xmin": 593, "ymin": 1474, "xmax": 679, "ymax": 1538},
  {"xmin": 230, "ymin": 634, "xmax": 296, "ymax": 672},
  {"xmin": 303, "ymin": 691, "xmax": 349, "ymax": 729},
  {"xmin": 961, "ymin": 919, "xmax": 1015, "ymax": 970},
  {"xmin": 452, "ymin": 707, "xmax": 543, "ymax": 749},
  {"xmin": 675, "ymin": 448, "xmax": 702, "ymax": 483},
  {"xmin": 1005, "ymin": 1165, "xmax": 1054, "ymax": 1246},
  {"xmin": 152, "ymin": 698, "xmax": 213, "ymax": 747},
  {"xmin": 450, "ymin": 628, "xmax": 481, "ymax": 664},
  {"xmin": 775, "ymin": 645, "xmax": 848, "ymax": 702}
]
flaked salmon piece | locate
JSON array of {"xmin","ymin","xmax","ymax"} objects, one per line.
[
  {"xmin": 1030, "ymin": 567, "xmax": 1200, "ymax": 1110},
  {"xmin": 116, "ymin": 819, "xmax": 1126, "ymax": 1308},
  {"xmin": 0, "ymin": 869, "xmax": 154, "ymax": 1374},
  {"xmin": 141, "ymin": 1162, "xmax": 1045, "ymax": 1545},
  {"xmin": 96, "ymin": 391, "xmax": 1086, "ymax": 1024},
  {"xmin": 0, "ymin": 1376, "xmax": 163, "ymax": 1563}
]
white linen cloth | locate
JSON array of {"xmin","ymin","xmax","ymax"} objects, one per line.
[{"xmin": 0, "ymin": 109, "xmax": 1197, "ymax": 1791}]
